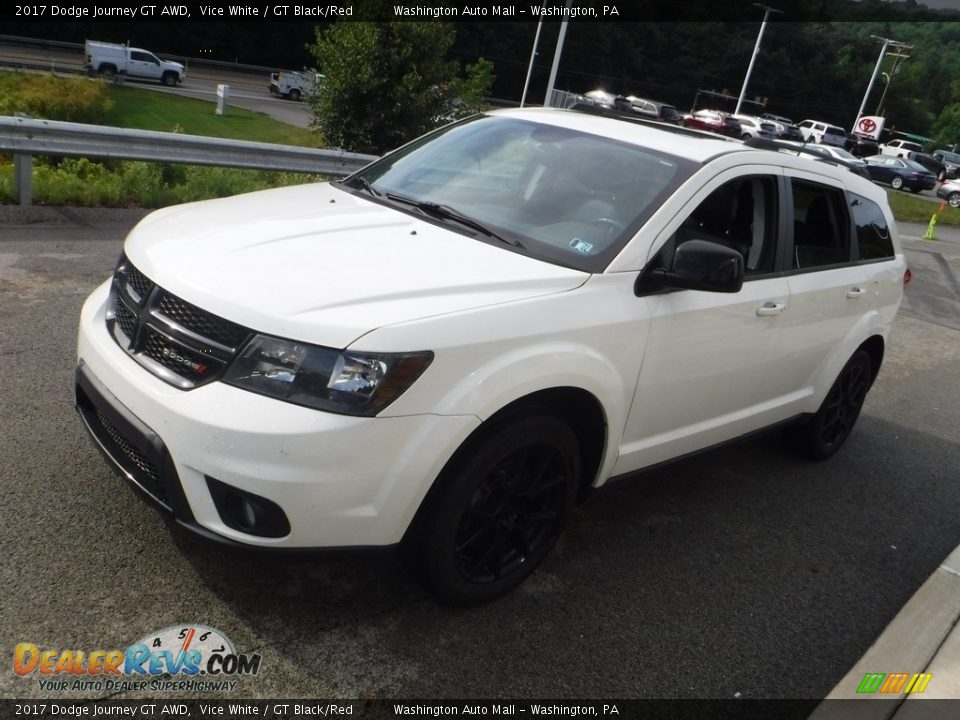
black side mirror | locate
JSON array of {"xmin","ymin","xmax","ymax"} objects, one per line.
[{"xmin": 648, "ymin": 240, "xmax": 744, "ymax": 293}]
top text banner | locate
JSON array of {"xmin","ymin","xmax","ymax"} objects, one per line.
[{"xmin": 6, "ymin": 0, "xmax": 958, "ymax": 22}]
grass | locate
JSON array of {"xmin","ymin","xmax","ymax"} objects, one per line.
[
  {"xmin": 886, "ymin": 190, "xmax": 960, "ymax": 225},
  {"xmin": 104, "ymin": 85, "xmax": 324, "ymax": 147}
]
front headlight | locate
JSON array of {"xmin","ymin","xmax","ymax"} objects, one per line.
[{"xmin": 222, "ymin": 334, "xmax": 433, "ymax": 416}]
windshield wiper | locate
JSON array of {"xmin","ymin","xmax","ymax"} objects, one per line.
[
  {"xmin": 384, "ymin": 193, "xmax": 521, "ymax": 247},
  {"xmin": 352, "ymin": 176, "xmax": 381, "ymax": 197}
]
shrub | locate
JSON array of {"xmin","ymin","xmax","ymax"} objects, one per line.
[
  {"xmin": 0, "ymin": 72, "xmax": 114, "ymax": 123},
  {"xmin": 0, "ymin": 158, "xmax": 318, "ymax": 208}
]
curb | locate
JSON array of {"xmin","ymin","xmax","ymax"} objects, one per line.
[{"xmin": 809, "ymin": 545, "xmax": 960, "ymax": 719}]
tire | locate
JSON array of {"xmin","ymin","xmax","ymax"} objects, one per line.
[
  {"xmin": 792, "ymin": 350, "xmax": 872, "ymax": 461},
  {"xmin": 98, "ymin": 64, "xmax": 117, "ymax": 78},
  {"xmin": 742, "ymin": 133, "xmax": 752, "ymax": 141},
  {"xmin": 161, "ymin": 72, "xmax": 177, "ymax": 87},
  {"xmin": 948, "ymin": 192, "xmax": 960, "ymax": 208},
  {"xmin": 288, "ymin": 89, "xmax": 301, "ymax": 101},
  {"xmin": 891, "ymin": 176, "xmax": 904, "ymax": 190},
  {"xmin": 406, "ymin": 414, "xmax": 579, "ymax": 605}
]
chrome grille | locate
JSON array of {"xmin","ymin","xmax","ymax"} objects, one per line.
[{"xmin": 107, "ymin": 256, "xmax": 251, "ymax": 389}]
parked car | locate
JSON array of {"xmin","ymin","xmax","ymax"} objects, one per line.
[
  {"xmin": 932, "ymin": 149, "xmax": 960, "ymax": 181},
  {"xmin": 584, "ymin": 89, "xmax": 618, "ymax": 110},
  {"xmin": 879, "ymin": 138, "xmax": 924, "ymax": 158},
  {"xmin": 75, "ymin": 108, "xmax": 906, "ymax": 604},
  {"xmin": 847, "ymin": 135, "xmax": 880, "ymax": 158},
  {"xmin": 905, "ymin": 151, "xmax": 945, "ymax": 182},
  {"xmin": 798, "ymin": 119, "xmax": 848, "ymax": 147},
  {"xmin": 936, "ymin": 177, "xmax": 960, "ymax": 207},
  {"xmin": 760, "ymin": 114, "xmax": 803, "ymax": 141},
  {"xmin": 625, "ymin": 96, "xmax": 682, "ymax": 125},
  {"xmin": 733, "ymin": 115, "xmax": 778, "ymax": 140},
  {"xmin": 745, "ymin": 138, "xmax": 871, "ymax": 179},
  {"xmin": 682, "ymin": 109, "xmax": 743, "ymax": 138},
  {"xmin": 863, "ymin": 155, "xmax": 937, "ymax": 192}
]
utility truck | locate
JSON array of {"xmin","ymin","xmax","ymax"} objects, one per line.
[
  {"xmin": 269, "ymin": 70, "xmax": 323, "ymax": 101},
  {"xmin": 85, "ymin": 40, "xmax": 185, "ymax": 86}
]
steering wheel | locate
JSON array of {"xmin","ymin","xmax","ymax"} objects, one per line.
[{"xmin": 595, "ymin": 217, "xmax": 626, "ymax": 238}]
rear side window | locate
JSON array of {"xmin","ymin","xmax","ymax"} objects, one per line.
[
  {"xmin": 850, "ymin": 194, "xmax": 894, "ymax": 260},
  {"xmin": 791, "ymin": 180, "xmax": 850, "ymax": 269}
]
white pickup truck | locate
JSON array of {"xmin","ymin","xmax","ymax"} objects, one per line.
[
  {"xmin": 269, "ymin": 70, "xmax": 323, "ymax": 101},
  {"xmin": 85, "ymin": 40, "xmax": 185, "ymax": 87}
]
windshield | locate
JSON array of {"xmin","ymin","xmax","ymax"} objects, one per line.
[
  {"xmin": 342, "ymin": 115, "xmax": 695, "ymax": 272},
  {"xmin": 825, "ymin": 127, "xmax": 846, "ymax": 137}
]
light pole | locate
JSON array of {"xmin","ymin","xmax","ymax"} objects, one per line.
[
  {"xmin": 544, "ymin": 0, "xmax": 574, "ymax": 107},
  {"xmin": 734, "ymin": 4, "xmax": 782, "ymax": 116},
  {"xmin": 854, "ymin": 36, "xmax": 911, "ymax": 131},
  {"xmin": 520, "ymin": 3, "xmax": 546, "ymax": 107}
]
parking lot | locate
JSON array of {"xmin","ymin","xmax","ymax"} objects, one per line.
[{"xmin": 2, "ymin": 206, "xmax": 960, "ymax": 700}]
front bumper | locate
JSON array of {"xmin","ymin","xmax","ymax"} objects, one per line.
[{"xmin": 76, "ymin": 280, "xmax": 480, "ymax": 549}]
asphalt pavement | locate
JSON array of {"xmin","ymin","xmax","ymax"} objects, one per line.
[{"xmin": 1, "ymin": 206, "xmax": 959, "ymax": 702}]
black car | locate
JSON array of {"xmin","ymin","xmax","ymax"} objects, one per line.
[
  {"xmin": 862, "ymin": 155, "xmax": 938, "ymax": 192},
  {"xmin": 906, "ymin": 151, "xmax": 946, "ymax": 181},
  {"xmin": 846, "ymin": 135, "xmax": 880, "ymax": 158},
  {"xmin": 932, "ymin": 149, "xmax": 960, "ymax": 181}
]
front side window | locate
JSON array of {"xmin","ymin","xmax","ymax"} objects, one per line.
[
  {"xmin": 671, "ymin": 176, "xmax": 778, "ymax": 276},
  {"xmin": 791, "ymin": 179, "xmax": 850, "ymax": 269},
  {"xmin": 850, "ymin": 194, "xmax": 894, "ymax": 260},
  {"xmin": 344, "ymin": 116, "xmax": 695, "ymax": 272}
]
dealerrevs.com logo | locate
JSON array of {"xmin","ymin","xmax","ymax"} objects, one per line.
[{"xmin": 13, "ymin": 625, "xmax": 261, "ymax": 692}]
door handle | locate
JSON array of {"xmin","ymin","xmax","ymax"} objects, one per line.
[
  {"xmin": 846, "ymin": 287, "xmax": 866, "ymax": 299},
  {"xmin": 756, "ymin": 302, "xmax": 786, "ymax": 316}
]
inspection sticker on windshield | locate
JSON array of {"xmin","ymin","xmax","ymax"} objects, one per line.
[{"xmin": 570, "ymin": 237, "xmax": 594, "ymax": 254}]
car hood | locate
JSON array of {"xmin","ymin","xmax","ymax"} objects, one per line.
[{"xmin": 124, "ymin": 183, "xmax": 588, "ymax": 348}]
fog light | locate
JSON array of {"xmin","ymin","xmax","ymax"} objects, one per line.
[{"xmin": 206, "ymin": 477, "xmax": 291, "ymax": 538}]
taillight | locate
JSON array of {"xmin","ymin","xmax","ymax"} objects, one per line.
[{"xmin": 904, "ymin": 268, "xmax": 912, "ymax": 287}]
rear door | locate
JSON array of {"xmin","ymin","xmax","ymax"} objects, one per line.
[{"xmin": 779, "ymin": 170, "xmax": 870, "ymax": 403}]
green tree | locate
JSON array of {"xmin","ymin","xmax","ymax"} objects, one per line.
[
  {"xmin": 446, "ymin": 58, "xmax": 496, "ymax": 119},
  {"xmin": 308, "ymin": 22, "xmax": 461, "ymax": 154}
]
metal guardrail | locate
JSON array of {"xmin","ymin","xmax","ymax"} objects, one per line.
[{"xmin": 0, "ymin": 115, "xmax": 377, "ymax": 206}]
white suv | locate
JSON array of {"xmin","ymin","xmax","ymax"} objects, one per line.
[
  {"xmin": 798, "ymin": 119, "xmax": 848, "ymax": 148},
  {"xmin": 76, "ymin": 109, "xmax": 906, "ymax": 604}
]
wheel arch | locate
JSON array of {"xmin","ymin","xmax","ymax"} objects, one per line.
[
  {"xmin": 859, "ymin": 334, "xmax": 885, "ymax": 387},
  {"xmin": 401, "ymin": 385, "xmax": 610, "ymax": 548}
]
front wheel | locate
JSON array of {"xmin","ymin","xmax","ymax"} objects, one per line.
[
  {"xmin": 948, "ymin": 192, "xmax": 960, "ymax": 208},
  {"xmin": 407, "ymin": 414, "xmax": 579, "ymax": 605},
  {"xmin": 891, "ymin": 176, "xmax": 904, "ymax": 190},
  {"xmin": 792, "ymin": 350, "xmax": 872, "ymax": 461},
  {"xmin": 161, "ymin": 72, "xmax": 178, "ymax": 87},
  {"xmin": 288, "ymin": 88, "xmax": 301, "ymax": 101}
]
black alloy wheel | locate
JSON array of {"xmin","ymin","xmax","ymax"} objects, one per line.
[
  {"xmin": 793, "ymin": 350, "xmax": 872, "ymax": 460},
  {"xmin": 408, "ymin": 414, "xmax": 579, "ymax": 605}
]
